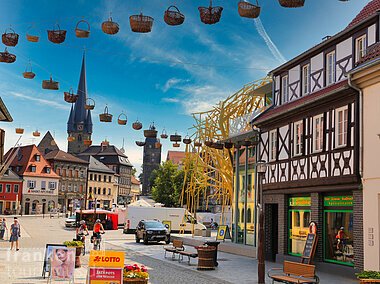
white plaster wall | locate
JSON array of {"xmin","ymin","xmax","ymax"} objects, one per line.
[
  {"xmin": 278, "ymin": 126, "xmax": 288, "ymax": 160},
  {"xmin": 22, "ymin": 176, "xmax": 60, "ymax": 196},
  {"xmin": 368, "ymin": 24, "xmax": 376, "ymax": 46}
]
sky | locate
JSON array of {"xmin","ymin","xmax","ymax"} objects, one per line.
[{"xmin": 0, "ymin": 0, "xmax": 368, "ymax": 173}]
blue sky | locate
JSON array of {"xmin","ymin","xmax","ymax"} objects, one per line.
[{"xmin": 0, "ymin": 0, "xmax": 367, "ymax": 172}]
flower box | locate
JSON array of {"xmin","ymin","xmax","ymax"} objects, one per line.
[{"xmin": 123, "ymin": 279, "xmax": 148, "ymax": 284}]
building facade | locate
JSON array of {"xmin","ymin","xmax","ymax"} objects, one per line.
[
  {"xmin": 0, "ymin": 169, "xmax": 22, "ymax": 214},
  {"xmin": 142, "ymin": 126, "xmax": 161, "ymax": 196},
  {"xmin": 130, "ymin": 176, "xmax": 141, "ymax": 202}
]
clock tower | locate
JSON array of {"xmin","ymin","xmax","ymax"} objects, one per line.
[{"xmin": 67, "ymin": 53, "xmax": 93, "ymax": 155}]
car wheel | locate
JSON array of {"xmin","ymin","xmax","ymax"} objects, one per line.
[
  {"xmin": 135, "ymin": 235, "xmax": 140, "ymax": 243},
  {"xmin": 143, "ymin": 235, "xmax": 149, "ymax": 245}
]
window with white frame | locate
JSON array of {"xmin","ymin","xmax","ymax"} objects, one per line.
[
  {"xmin": 313, "ymin": 115, "xmax": 324, "ymax": 152},
  {"xmin": 49, "ymin": 182, "xmax": 57, "ymax": 190},
  {"xmin": 294, "ymin": 121, "xmax": 304, "ymax": 156},
  {"xmin": 41, "ymin": 181, "xmax": 46, "ymax": 190},
  {"xmin": 336, "ymin": 106, "xmax": 348, "ymax": 147},
  {"xmin": 282, "ymin": 75, "xmax": 289, "ymax": 103},
  {"xmin": 269, "ymin": 130, "xmax": 277, "ymax": 161},
  {"xmin": 6, "ymin": 184, "xmax": 11, "ymax": 193},
  {"xmin": 302, "ymin": 64, "xmax": 310, "ymax": 96},
  {"xmin": 326, "ymin": 51, "xmax": 336, "ymax": 86},
  {"xmin": 0, "ymin": 184, "xmax": 2, "ymax": 192},
  {"xmin": 27, "ymin": 180, "xmax": 36, "ymax": 189},
  {"xmin": 355, "ymin": 35, "xmax": 367, "ymax": 62},
  {"xmin": 14, "ymin": 184, "xmax": 19, "ymax": 193}
]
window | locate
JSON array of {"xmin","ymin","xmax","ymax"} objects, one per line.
[
  {"xmin": 108, "ymin": 188, "xmax": 111, "ymax": 195},
  {"xmin": 355, "ymin": 35, "xmax": 366, "ymax": 62},
  {"xmin": 326, "ymin": 51, "xmax": 336, "ymax": 86},
  {"xmin": 98, "ymin": 188, "xmax": 101, "ymax": 195},
  {"xmin": 62, "ymin": 185, "xmax": 65, "ymax": 192},
  {"xmin": 6, "ymin": 184, "xmax": 11, "ymax": 193},
  {"xmin": 269, "ymin": 130, "xmax": 277, "ymax": 161},
  {"xmin": 41, "ymin": 181, "xmax": 46, "ymax": 190},
  {"xmin": 14, "ymin": 184, "xmax": 19, "ymax": 193},
  {"xmin": 68, "ymin": 184, "xmax": 72, "ymax": 192},
  {"xmin": 103, "ymin": 188, "xmax": 106, "ymax": 195},
  {"xmin": 30, "ymin": 165, "xmax": 36, "ymax": 172},
  {"xmin": 108, "ymin": 176, "xmax": 111, "ymax": 183},
  {"xmin": 16, "ymin": 166, "xmax": 21, "ymax": 172},
  {"xmin": 313, "ymin": 115, "xmax": 324, "ymax": 152},
  {"xmin": 62, "ymin": 169, "xmax": 66, "ymax": 177},
  {"xmin": 69, "ymin": 170, "xmax": 73, "ymax": 178},
  {"xmin": 75, "ymin": 170, "xmax": 79, "ymax": 178},
  {"xmin": 27, "ymin": 180, "xmax": 36, "ymax": 189},
  {"xmin": 0, "ymin": 184, "xmax": 2, "ymax": 192},
  {"xmin": 74, "ymin": 185, "xmax": 78, "ymax": 192},
  {"xmin": 104, "ymin": 175, "xmax": 107, "ymax": 182},
  {"xmin": 336, "ymin": 106, "xmax": 348, "ymax": 147},
  {"xmin": 89, "ymin": 187, "xmax": 92, "ymax": 193},
  {"xmin": 294, "ymin": 120, "xmax": 304, "ymax": 156},
  {"xmin": 80, "ymin": 171, "xmax": 84, "ymax": 178},
  {"xmin": 45, "ymin": 167, "xmax": 51, "ymax": 174},
  {"xmin": 35, "ymin": 154, "xmax": 40, "ymax": 162},
  {"xmin": 282, "ymin": 75, "xmax": 289, "ymax": 103},
  {"xmin": 98, "ymin": 175, "xmax": 101, "ymax": 182},
  {"xmin": 49, "ymin": 182, "xmax": 57, "ymax": 190},
  {"xmin": 302, "ymin": 64, "xmax": 310, "ymax": 95},
  {"xmin": 56, "ymin": 168, "xmax": 61, "ymax": 175},
  {"xmin": 90, "ymin": 173, "xmax": 93, "ymax": 180}
]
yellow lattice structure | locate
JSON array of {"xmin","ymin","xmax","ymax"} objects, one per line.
[{"xmin": 181, "ymin": 76, "xmax": 272, "ymax": 229}]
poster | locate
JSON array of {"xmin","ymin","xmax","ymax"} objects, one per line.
[
  {"xmin": 42, "ymin": 244, "xmax": 67, "ymax": 277},
  {"xmin": 51, "ymin": 247, "xmax": 76, "ymax": 280},
  {"xmin": 88, "ymin": 268, "xmax": 123, "ymax": 284},
  {"xmin": 89, "ymin": 250, "xmax": 125, "ymax": 268}
]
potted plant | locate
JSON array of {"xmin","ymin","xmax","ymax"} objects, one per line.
[
  {"xmin": 123, "ymin": 264, "xmax": 149, "ymax": 284},
  {"xmin": 63, "ymin": 240, "xmax": 83, "ymax": 268},
  {"xmin": 357, "ymin": 271, "xmax": 380, "ymax": 283}
]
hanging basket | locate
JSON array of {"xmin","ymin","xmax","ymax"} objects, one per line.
[
  {"xmin": 26, "ymin": 25, "xmax": 39, "ymax": 42},
  {"xmin": 161, "ymin": 129, "xmax": 168, "ymax": 139},
  {"xmin": 123, "ymin": 278, "xmax": 148, "ymax": 284},
  {"xmin": 67, "ymin": 136, "xmax": 75, "ymax": 142},
  {"xmin": 144, "ymin": 129, "xmax": 157, "ymax": 138},
  {"xmin": 170, "ymin": 133, "xmax": 182, "ymax": 142},
  {"xmin": 198, "ymin": 1, "xmax": 223, "ymax": 25},
  {"xmin": 183, "ymin": 136, "xmax": 192, "ymax": 144},
  {"xmin": 33, "ymin": 130, "xmax": 40, "ymax": 137},
  {"xmin": 47, "ymin": 24, "xmax": 67, "ymax": 44},
  {"xmin": 99, "ymin": 106, "xmax": 113, "ymax": 122},
  {"xmin": 224, "ymin": 141, "xmax": 234, "ymax": 149},
  {"xmin": 15, "ymin": 128, "xmax": 24, "ymax": 134},
  {"xmin": 23, "ymin": 63, "xmax": 35, "ymax": 79},
  {"xmin": 212, "ymin": 142, "xmax": 224, "ymax": 150},
  {"xmin": 84, "ymin": 139, "xmax": 92, "ymax": 146},
  {"xmin": 204, "ymin": 140, "xmax": 213, "ymax": 147},
  {"xmin": 132, "ymin": 120, "xmax": 143, "ymax": 130},
  {"xmin": 2, "ymin": 28, "xmax": 19, "ymax": 47},
  {"xmin": 164, "ymin": 6, "xmax": 185, "ymax": 26},
  {"xmin": 238, "ymin": 1, "xmax": 261, "ymax": 18},
  {"xmin": 64, "ymin": 88, "xmax": 79, "ymax": 103},
  {"xmin": 194, "ymin": 141, "xmax": 202, "ymax": 147},
  {"xmin": 118, "ymin": 113, "xmax": 128, "ymax": 125},
  {"xmin": 135, "ymin": 141, "xmax": 146, "ymax": 147},
  {"xmin": 130, "ymin": 13, "xmax": 154, "ymax": 33},
  {"xmin": 42, "ymin": 76, "xmax": 59, "ymax": 90},
  {"xmin": 85, "ymin": 98, "xmax": 95, "ymax": 110},
  {"xmin": 173, "ymin": 143, "xmax": 180, "ymax": 148},
  {"xmin": 278, "ymin": 0, "xmax": 305, "ymax": 8},
  {"xmin": 102, "ymin": 17, "xmax": 120, "ymax": 35},
  {"xmin": 0, "ymin": 48, "xmax": 16, "ymax": 63},
  {"xmin": 75, "ymin": 20, "xmax": 90, "ymax": 38}
]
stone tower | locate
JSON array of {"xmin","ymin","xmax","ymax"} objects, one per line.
[
  {"xmin": 67, "ymin": 53, "xmax": 93, "ymax": 155},
  {"xmin": 142, "ymin": 125, "xmax": 161, "ymax": 195}
]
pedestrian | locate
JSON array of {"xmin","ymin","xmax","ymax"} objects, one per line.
[
  {"xmin": 10, "ymin": 217, "xmax": 21, "ymax": 251},
  {"xmin": 0, "ymin": 218, "xmax": 7, "ymax": 240}
]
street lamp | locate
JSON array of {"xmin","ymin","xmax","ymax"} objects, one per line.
[{"xmin": 256, "ymin": 160, "xmax": 267, "ymax": 284}]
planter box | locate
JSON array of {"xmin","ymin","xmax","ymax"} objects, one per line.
[
  {"xmin": 359, "ymin": 280, "xmax": 380, "ymax": 283},
  {"xmin": 123, "ymin": 279, "xmax": 148, "ymax": 284}
]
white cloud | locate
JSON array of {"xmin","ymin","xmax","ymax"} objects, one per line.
[
  {"xmin": 7, "ymin": 91, "xmax": 69, "ymax": 111},
  {"xmin": 162, "ymin": 97, "xmax": 180, "ymax": 103},
  {"xmin": 160, "ymin": 78, "xmax": 190, "ymax": 93}
]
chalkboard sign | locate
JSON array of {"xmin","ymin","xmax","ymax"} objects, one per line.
[
  {"xmin": 216, "ymin": 225, "xmax": 231, "ymax": 242},
  {"xmin": 302, "ymin": 233, "xmax": 317, "ymax": 263}
]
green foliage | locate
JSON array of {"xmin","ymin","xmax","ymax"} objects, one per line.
[
  {"xmin": 63, "ymin": 240, "xmax": 83, "ymax": 247},
  {"xmin": 357, "ymin": 271, "xmax": 380, "ymax": 279}
]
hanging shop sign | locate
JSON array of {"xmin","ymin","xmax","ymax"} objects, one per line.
[
  {"xmin": 324, "ymin": 196, "xmax": 353, "ymax": 207},
  {"xmin": 89, "ymin": 251, "xmax": 125, "ymax": 268},
  {"xmin": 289, "ymin": 197, "xmax": 311, "ymax": 207}
]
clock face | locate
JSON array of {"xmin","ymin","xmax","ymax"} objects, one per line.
[{"xmin": 77, "ymin": 125, "xmax": 84, "ymax": 131}]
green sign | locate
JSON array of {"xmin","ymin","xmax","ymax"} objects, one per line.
[
  {"xmin": 324, "ymin": 196, "xmax": 353, "ymax": 207},
  {"xmin": 289, "ymin": 197, "xmax": 311, "ymax": 207}
]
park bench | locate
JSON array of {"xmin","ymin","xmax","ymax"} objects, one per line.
[
  {"xmin": 164, "ymin": 239, "xmax": 185, "ymax": 260},
  {"xmin": 178, "ymin": 250, "xmax": 198, "ymax": 265},
  {"xmin": 267, "ymin": 261, "xmax": 320, "ymax": 284}
]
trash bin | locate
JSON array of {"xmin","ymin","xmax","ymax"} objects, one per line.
[{"xmin": 204, "ymin": 241, "xmax": 220, "ymax": 266}]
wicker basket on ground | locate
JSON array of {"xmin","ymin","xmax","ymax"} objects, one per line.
[
  {"xmin": 132, "ymin": 120, "xmax": 143, "ymax": 130},
  {"xmin": 99, "ymin": 106, "xmax": 113, "ymax": 122},
  {"xmin": 47, "ymin": 24, "xmax": 67, "ymax": 44},
  {"xmin": 123, "ymin": 278, "xmax": 148, "ymax": 284},
  {"xmin": 118, "ymin": 113, "xmax": 127, "ymax": 125},
  {"xmin": 64, "ymin": 89, "xmax": 78, "ymax": 103},
  {"xmin": 42, "ymin": 76, "xmax": 59, "ymax": 90},
  {"xmin": 135, "ymin": 141, "xmax": 146, "ymax": 147},
  {"xmin": 23, "ymin": 63, "xmax": 36, "ymax": 79},
  {"xmin": 170, "ymin": 133, "xmax": 182, "ymax": 142},
  {"xmin": 196, "ymin": 246, "xmax": 216, "ymax": 270},
  {"xmin": 278, "ymin": 0, "xmax": 305, "ymax": 8},
  {"xmin": 164, "ymin": 6, "xmax": 185, "ymax": 26},
  {"xmin": 130, "ymin": 13, "xmax": 154, "ymax": 33},
  {"xmin": 15, "ymin": 128, "xmax": 24, "ymax": 134},
  {"xmin": 85, "ymin": 98, "xmax": 95, "ymax": 110},
  {"xmin": 102, "ymin": 16, "xmax": 120, "ymax": 35},
  {"xmin": 198, "ymin": 0, "xmax": 223, "ymax": 25},
  {"xmin": 2, "ymin": 28, "xmax": 19, "ymax": 47},
  {"xmin": 238, "ymin": 1, "xmax": 261, "ymax": 18},
  {"xmin": 75, "ymin": 20, "xmax": 90, "ymax": 38},
  {"xmin": 0, "ymin": 48, "xmax": 16, "ymax": 63}
]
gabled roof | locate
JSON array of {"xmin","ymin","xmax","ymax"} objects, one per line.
[
  {"xmin": 0, "ymin": 97, "xmax": 12, "ymax": 122},
  {"xmin": 0, "ymin": 169, "xmax": 22, "ymax": 182},
  {"xmin": 38, "ymin": 131, "xmax": 59, "ymax": 155},
  {"xmin": 78, "ymin": 145, "xmax": 133, "ymax": 167},
  {"xmin": 166, "ymin": 151, "xmax": 186, "ymax": 165},
  {"xmin": 44, "ymin": 149, "xmax": 88, "ymax": 165},
  {"xmin": 84, "ymin": 156, "xmax": 115, "ymax": 174},
  {"xmin": 347, "ymin": 0, "xmax": 380, "ymax": 29}
]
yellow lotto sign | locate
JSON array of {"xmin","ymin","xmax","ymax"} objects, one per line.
[{"xmin": 89, "ymin": 251, "xmax": 125, "ymax": 268}]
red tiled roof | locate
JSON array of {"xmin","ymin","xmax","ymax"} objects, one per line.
[
  {"xmin": 253, "ymin": 80, "xmax": 349, "ymax": 125},
  {"xmin": 166, "ymin": 151, "xmax": 186, "ymax": 165},
  {"xmin": 131, "ymin": 176, "xmax": 140, "ymax": 185},
  {"xmin": 347, "ymin": 0, "xmax": 380, "ymax": 29},
  {"xmin": 358, "ymin": 42, "xmax": 380, "ymax": 65},
  {"xmin": 44, "ymin": 149, "xmax": 88, "ymax": 164}
]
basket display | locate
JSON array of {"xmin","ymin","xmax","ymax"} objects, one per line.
[
  {"xmin": 194, "ymin": 141, "xmax": 202, "ymax": 147},
  {"xmin": 198, "ymin": 1, "xmax": 223, "ymax": 25},
  {"xmin": 212, "ymin": 142, "xmax": 224, "ymax": 150},
  {"xmin": 155, "ymin": 141, "xmax": 162, "ymax": 148},
  {"xmin": 183, "ymin": 136, "xmax": 192, "ymax": 144},
  {"xmin": 173, "ymin": 143, "xmax": 180, "ymax": 148},
  {"xmin": 47, "ymin": 24, "xmax": 67, "ymax": 44},
  {"xmin": 278, "ymin": 0, "xmax": 305, "ymax": 8},
  {"xmin": 23, "ymin": 63, "xmax": 36, "ymax": 79},
  {"xmin": 170, "ymin": 133, "xmax": 181, "ymax": 142},
  {"xmin": 15, "ymin": 128, "xmax": 24, "ymax": 134},
  {"xmin": 42, "ymin": 76, "xmax": 59, "ymax": 90},
  {"xmin": 238, "ymin": 1, "xmax": 261, "ymax": 18},
  {"xmin": 224, "ymin": 141, "xmax": 234, "ymax": 149},
  {"xmin": 67, "ymin": 136, "xmax": 75, "ymax": 142},
  {"xmin": 144, "ymin": 128, "xmax": 157, "ymax": 138},
  {"xmin": 135, "ymin": 141, "xmax": 146, "ymax": 147},
  {"xmin": 33, "ymin": 130, "xmax": 40, "ymax": 137},
  {"xmin": 102, "ymin": 17, "xmax": 120, "ymax": 35},
  {"xmin": 85, "ymin": 98, "xmax": 95, "ymax": 110},
  {"xmin": 132, "ymin": 120, "xmax": 143, "ymax": 130},
  {"xmin": 130, "ymin": 13, "xmax": 154, "ymax": 33},
  {"xmin": 64, "ymin": 89, "xmax": 79, "ymax": 103},
  {"xmin": 2, "ymin": 28, "xmax": 19, "ymax": 47},
  {"xmin": 164, "ymin": 6, "xmax": 185, "ymax": 26},
  {"xmin": 26, "ymin": 34, "xmax": 39, "ymax": 42},
  {"xmin": 75, "ymin": 20, "xmax": 90, "ymax": 38},
  {"xmin": 99, "ymin": 106, "xmax": 113, "ymax": 122},
  {"xmin": 0, "ymin": 48, "xmax": 16, "ymax": 63},
  {"xmin": 118, "ymin": 113, "xmax": 128, "ymax": 125},
  {"xmin": 161, "ymin": 130, "xmax": 168, "ymax": 139},
  {"xmin": 204, "ymin": 140, "xmax": 213, "ymax": 147},
  {"xmin": 84, "ymin": 139, "xmax": 92, "ymax": 146},
  {"xmin": 196, "ymin": 246, "xmax": 216, "ymax": 270}
]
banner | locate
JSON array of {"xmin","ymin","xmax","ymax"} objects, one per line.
[
  {"xmin": 89, "ymin": 251, "xmax": 125, "ymax": 268},
  {"xmin": 88, "ymin": 268, "xmax": 123, "ymax": 284},
  {"xmin": 51, "ymin": 247, "xmax": 76, "ymax": 280}
]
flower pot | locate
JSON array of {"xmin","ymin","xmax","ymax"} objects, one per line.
[{"xmin": 123, "ymin": 279, "xmax": 148, "ymax": 284}]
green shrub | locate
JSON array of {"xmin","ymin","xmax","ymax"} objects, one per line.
[
  {"xmin": 357, "ymin": 271, "xmax": 380, "ymax": 279},
  {"xmin": 63, "ymin": 240, "xmax": 83, "ymax": 247}
]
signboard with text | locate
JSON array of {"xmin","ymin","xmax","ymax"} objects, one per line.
[
  {"xmin": 289, "ymin": 197, "xmax": 311, "ymax": 207},
  {"xmin": 88, "ymin": 268, "xmax": 122, "ymax": 284},
  {"xmin": 324, "ymin": 196, "xmax": 353, "ymax": 207},
  {"xmin": 89, "ymin": 251, "xmax": 125, "ymax": 268}
]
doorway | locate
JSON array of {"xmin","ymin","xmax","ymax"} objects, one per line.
[
  {"xmin": 24, "ymin": 202, "xmax": 30, "ymax": 215},
  {"xmin": 0, "ymin": 201, "xmax": 2, "ymax": 214},
  {"xmin": 265, "ymin": 204, "xmax": 278, "ymax": 261}
]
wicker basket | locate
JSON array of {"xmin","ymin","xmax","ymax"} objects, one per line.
[
  {"xmin": 278, "ymin": 0, "xmax": 305, "ymax": 8},
  {"xmin": 144, "ymin": 129, "xmax": 157, "ymax": 138},
  {"xmin": 130, "ymin": 13, "xmax": 154, "ymax": 33},
  {"xmin": 42, "ymin": 76, "xmax": 59, "ymax": 90},
  {"xmin": 2, "ymin": 28, "xmax": 19, "ymax": 47},
  {"xmin": 212, "ymin": 142, "xmax": 224, "ymax": 150},
  {"xmin": 84, "ymin": 139, "xmax": 92, "ymax": 146},
  {"xmin": 164, "ymin": 6, "xmax": 185, "ymax": 26},
  {"xmin": 47, "ymin": 24, "xmax": 67, "ymax": 44},
  {"xmin": 67, "ymin": 136, "xmax": 75, "ymax": 142},
  {"xmin": 118, "ymin": 113, "xmax": 127, "ymax": 125},
  {"xmin": 170, "ymin": 134, "xmax": 181, "ymax": 142},
  {"xmin": 0, "ymin": 48, "xmax": 16, "ymax": 63},
  {"xmin": 15, "ymin": 128, "xmax": 24, "ymax": 134},
  {"xmin": 102, "ymin": 17, "xmax": 120, "ymax": 35},
  {"xmin": 204, "ymin": 140, "xmax": 213, "ymax": 147},
  {"xmin": 123, "ymin": 278, "xmax": 148, "ymax": 284},
  {"xmin": 132, "ymin": 120, "xmax": 143, "ymax": 130},
  {"xmin": 183, "ymin": 137, "xmax": 192, "ymax": 144},
  {"xmin": 238, "ymin": 1, "xmax": 261, "ymax": 18},
  {"xmin": 198, "ymin": 1, "xmax": 223, "ymax": 25},
  {"xmin": 194, "ymin": 141, "xmax": 202, "ymax": 147},
  {"xmin": 23, "ymin": 63, "xmax": 36, "ymax": 79},
  {"xmin": 85, "ymin": 98, "xmax": 95, "ymax": 110},
  {"xmin": 196, "ymin": 246, "xmax": 216, "ymax": 270},
  {"xmin": 155, "ymin": 142, "xmax": 162, "ymax": 148},
  {"xmin": 173, "ymin": 143, "xmax": 180, "ymax": 148},
  {"xmin": 64, "ymin": 89, "xmax": 79, "ymax": 103},
  {"xmin": 99, "ymin": 106, "xmax": 113, "ymax": 122},
  {"xmin": 75, "ymin": 20, "xmax": 90, "ymax": 38},
  {"xmin": 33, "ymin": 131, "xmax": 40, "ymax": 137},
  {"xmin": 224, "ymin": 141, "xmax": 234, "ymax": 149},
  {"xmin": 26, "ymin": 34, "xmax": 39, "ymax": 42},
  {"xmin": 135, "ymin": 141, "xmax": 146, "ymax": 147},
  {"xmin": 359, "ymin": 280, "xmax": 380, "ymax": 283},
  {"xmin": 160, "ymin": 130, "xmax": 168, "ymax": 139}
]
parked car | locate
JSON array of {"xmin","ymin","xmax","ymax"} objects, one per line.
[
  {"xmin": 65, "ymin": 215, "xmax": 77, "ymax": 228},
  {"xmin": 135, "ymin": 220, "xmax": 170, "ymax": 245}
]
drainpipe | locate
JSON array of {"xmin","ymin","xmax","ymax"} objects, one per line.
[
  {"xmin": 234, "ymin": 145, "xmax": 240, "ymax": 243},
  {"xmin": 244, "ymin": 144, "xmax": 248, "ymax": 245}
]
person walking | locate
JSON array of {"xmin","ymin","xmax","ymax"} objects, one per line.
[
  {"xmin": 10, "ymin": 217, "xmax": 21, "ymax": 251},
  {"xmin": 0, "ymin": 218, "xmax": 7, "ymax": 240}
]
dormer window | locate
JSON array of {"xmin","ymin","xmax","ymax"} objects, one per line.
[
  {"xmin": 35, "ymin": 154, "xmax": 41, "ymax": 162},
  {"xmin": 281, "ymin": 75, "xmax": 289, "ymax": 103},
  {"xmin": 302, "ymin": 64, "xmax": 310, "ymax": 96},
  {"xmin": 16, "ymin": 166, "xmax": 21, "ymax": 172},
  {"xmin": 45, "ymin": 167, "xmax": 51, "ymax": 174},
  {"xmin": 326, "ymin": 51, "xmax": 336, "ymax": 86},
  {"xmin": 355, "ymin": 35, "xmax": 366, "ymax": 63},
  {"xmin": 30, "ymin": 165, "xmax": 36, "ymax": 172}
]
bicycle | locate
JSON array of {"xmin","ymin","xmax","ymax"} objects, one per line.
[
  {"xmin": 92, "ymin": 232, "xmax": 105, "ymax": 250},
  {"xmin": 77, "ymin": 233, "xmax": 89, "ymax": 255}
]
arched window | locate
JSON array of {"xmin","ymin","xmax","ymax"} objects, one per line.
[
  {"xmin": 247, "ymin": 207, "xmax": 252, "ymax": 223},
  {"xmin": 241, "ymin": 208, "xmax": 245, "ymax": 223}
]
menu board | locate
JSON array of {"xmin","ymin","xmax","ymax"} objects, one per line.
[{"xmin": 302, "ymin": 233, "xmax": 316, "ymax": 259}]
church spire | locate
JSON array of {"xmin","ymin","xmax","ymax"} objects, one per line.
[{"xmin": 73, "ymin": 52, "xmax": 88, "ymax": 124}]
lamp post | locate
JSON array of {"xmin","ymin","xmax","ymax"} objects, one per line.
[{"xmin": 256, "ymin": 160, "xmax": 267, "ymax": 284}]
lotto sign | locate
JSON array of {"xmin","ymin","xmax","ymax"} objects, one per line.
[
  {"xmin": 89, "ymin": 251, "xmax": 125, "ymax": 268},
  {"xmin": 88, "ymin": 268, "xmax": 123, "ymax": 284}
]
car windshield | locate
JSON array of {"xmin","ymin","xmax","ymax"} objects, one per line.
[
  {"xmin": 68, "ymin": 215, "xmax": 76, "ymax": 220},
  {"xmin": 145, "ymin": 221, "xmax": 165, "ymax": 229}
]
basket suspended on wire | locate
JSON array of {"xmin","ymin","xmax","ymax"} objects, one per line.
[
  {"xmin": 33, "ymin": 130, "xmax": 40, "ymax": 137},
  {"xmin": 47, "ymin": 24, "xmax": 67, "ymax": 44},
  {"xmin": 102, "ymin": 16, "xmax": 120, "ymax": 35},
  {"xmin": 99, "ymin": 106, "xmax": 113, "ymax": 122},
  {"xmin": 135, "ymin": 140, "xmax": 146, "ymax": 147},
  {"xmin": 194, "ymin": 140, "xmax": 202, "ymax": 147},
  {"xmin": 64, "ymin": 88, "xmax": 79, "ymax": 103},
  {"xmin": 75, "ymin": 20, "xmax": 90, "ymax": 38},
  {"xmin": 278, "ymin": 0, "xmax": 305, "ymax": 8},
  {"xmin": 42, "ymin": 76, "xmax": 59, "ymax": 90},
  {"xmin": 84, "ymin": 139, "xmax": 92, "ymax": 146},
  {"xmin": 130, "ymin": 13, "xmax": 154, "ymax": 33},
  {"xmin": 155, "ymin": 140, "xmax": 162, "ymax": 148},
  {"xmin": 170, "ymin": 132, "xmax": 181, "ymax": 142},
  {"xmin": 23, "ymin": 63, "xmax": 36, "ymax": 79},
  {"xmin": 118, "ymin": 112, "xmax": 127, "ymax": 125},
  {"xmin": 144, "ymin": 123, "xmax": 157, "ymax": 138},
  {"xmin": 164, "ymin": 6, "xmax": 185, "ymax": 26},
  {"xmin": 85, "ymin": 98, "xmax": 95, "ymax": 110},
  {"xmin": 132, "ymin": 120, "xmax": 143, "ymax": 130},
  {"xmin": 212, "ymin": 141, "xmax": 224, "ymax": 150},
  {"xmin": 67, "ymin": 135, "xmax": 75, "ymax": 142},
  {"xmin": 161, "ymin": 129, "xmax": 168, "ymax": 139},
  {"xmin": 2, "ymin": 28, "xmax": 19, "ymax": 47},
  {"xmin": 26, "ymin": 25, "xmax": 39, "ymax": 42},
  {"xmin": 183, "ymin": 135, "xmax": 192, "ymax": 145},
  {"xmin": 204, "ymin": 139, "xmax": 213, "ymax": 147},
  {"xmin": 224, "ymin": 141, "xmax": 234, "ymax": 149},
  {"xmin": 0, "ymin": 48, "xmax": 16, "ymax": 63},
  {"xmin": 15, "ymin": 128, "xmax": 24, "ymax": 134},
  {"xmin": 238, "ymin": 1, "xmax": 261, "ymax": 18},
  {"xmin": 173, "ymin": 143, "xmax": 180, "ymax": 148},
  {"xmin": 198, "ymin": 0, "xmax": 223, "ymax": 25}
]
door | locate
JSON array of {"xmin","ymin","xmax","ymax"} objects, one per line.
[
  {"xmin": 42, "ymin": 203, "xmax": 46, "ymax": 214},
  {"xmin": 0, "ymin": 201, "xmax": 2, "ymax": 214},
  {"xmin": 24, "ymin": 202, "xmax": 30, "ymax": 215},
  {"xmin": 265, "ymin": 204, "xmax": 278, "ymax": 261}
]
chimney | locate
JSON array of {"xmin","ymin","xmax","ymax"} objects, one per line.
[{"xmin": 101, "ymin": 139, "xmax": 109, "ymax": 151}]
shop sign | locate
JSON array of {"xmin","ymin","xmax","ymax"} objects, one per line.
[
  {"xmin": 88, "ymin": 268, "xmax": 122, "ymax": 284},
  {"xmin": 27, "ymin": 189, "xmax": 56, "ymax": 194},
  {"xmin": 324, "ymin": 196, "xmax": 353, "ymax": 207},
  {"xmin": 89, "ymin": 251, "xmax": 125, "ymax": 268},
  {"xmin": 289, "ymin": 197, "xmax": 311, "ymax": 207}
]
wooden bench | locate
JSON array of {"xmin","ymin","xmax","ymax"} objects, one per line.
[
  {"xmin": 164, "ymin": 239, "xmax": 184, "ymax": 260},
  {"xmin": 178, "ymin": 251, "xmax": 198, "ymax": 265},
  {"xmin": 267, "ymin": 261, "xmax": 319, "ymax": 284}
]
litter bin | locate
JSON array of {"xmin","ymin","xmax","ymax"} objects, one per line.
[{"xmin": 204, "ymin": 241, "xmax": 220, "ymax": 266}]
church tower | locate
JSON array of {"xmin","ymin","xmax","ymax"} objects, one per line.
[{"xmin": 67, "ymin": 53, "xmax": 93, "ymax": 155}]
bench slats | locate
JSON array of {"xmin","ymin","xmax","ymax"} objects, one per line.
[
  {"xmin": 283, "ymin": 261, "xmax": 315, "ymax": 278},
  {"xmin": 271, "ymin": 275, "xmax": 314, "ymax": 283}
]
